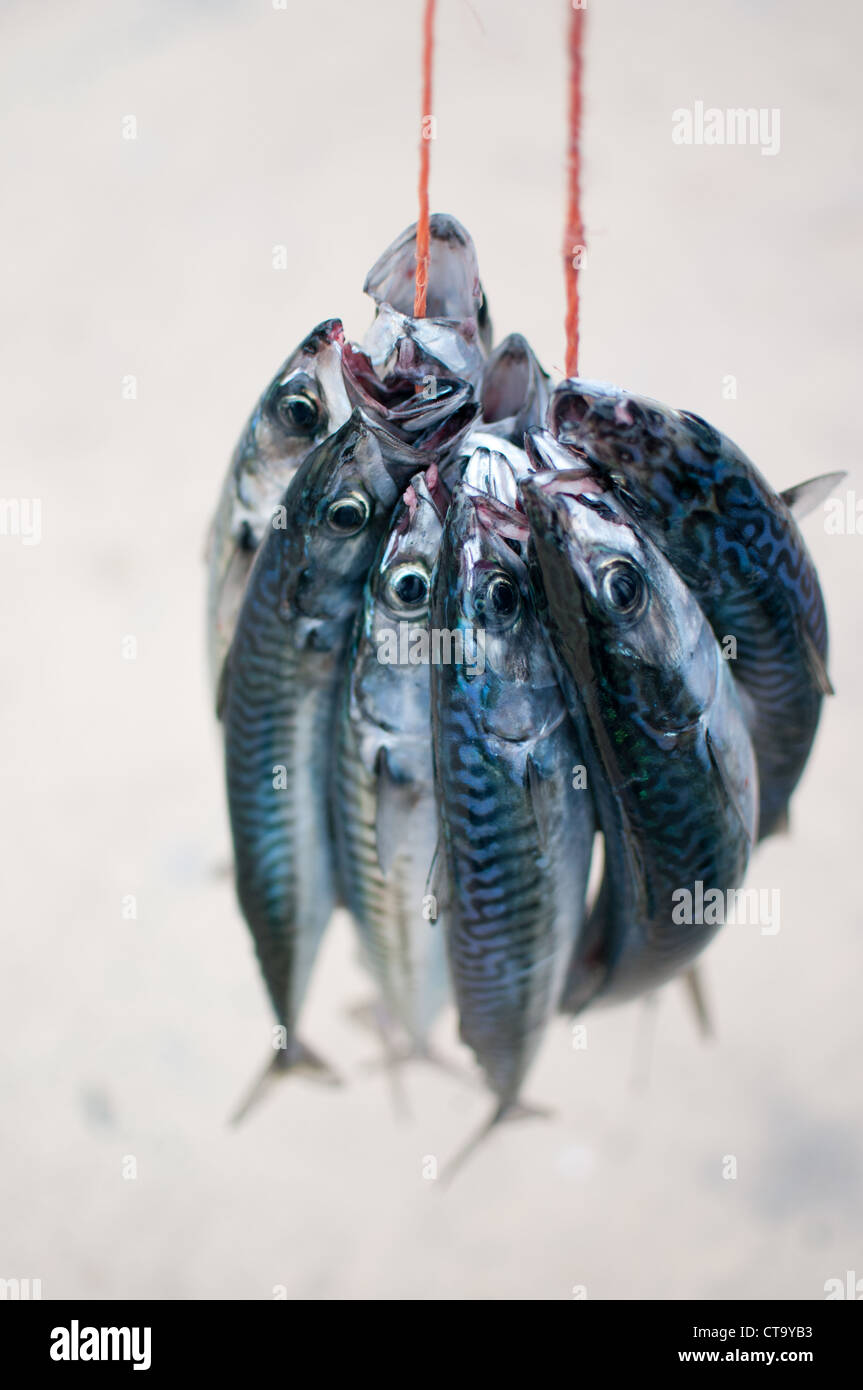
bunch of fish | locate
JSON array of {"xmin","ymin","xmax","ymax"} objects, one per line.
[{"xmin": 206, "ymin": 215, "xmax": 836, "ymax": 1142}]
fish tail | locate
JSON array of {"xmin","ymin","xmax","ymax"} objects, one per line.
[
  {"xmin": 682, "ymin": 965, "xmax": 714, "ymax": 1040},
  {"xmin": 229, "ymin": 1039, "xmax": 342, "ymax": 1126},
  {"xmin": 441, "ymin": 1097, "xmax": 552, "ymax": 1187}
]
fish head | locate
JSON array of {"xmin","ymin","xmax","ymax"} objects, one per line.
[
  {"xmin": 363, "ymin": 213, "xmax": 491, "ymax": 347},
  {"xmin": 277, "ymin": 410, "xmax": 399, "ymax": 622},
  {"xmin": 439, "ymin": 432, "xmax": 535, "ymax": 502},
  {"xmin": 342, "ymin": 321, "xmax": 479, "ymax": 479},
  {"xmin": 433, "ymin": 487, "xmax": 565, "ymax": 738},
  {"xmin": 370, "ymin": 466, "xmax": 448, "ymax": 630},
  {"xmin": 241, "ymin": 319, "xmax": 352, "ymax": 489},
  {"xmin": 353, "ymin": 470, "xmax": 448, "ymax": 738},
  {"xmin": 365, "ymin": 469, "xmax": 447, "ymax": 650},
  {"xmin": 520, "ymin": 468, "xmax": 716, "ymax": 731},
  {"xmin": 479, "ymin": 332, "xmax": 551, "ymax": 443},
  {"xmin": 459, "ymin": 444, "xmax": 523, "ymax": 510},
  {"xmin": 547, "ymin": 378, "xmax": 721, "ymax": 538}
]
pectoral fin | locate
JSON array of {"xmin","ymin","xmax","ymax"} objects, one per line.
[
  {"xmin": 525, "ymin": 753, "xmax": 558, "ymax": 850},
  {"xmin": 798, "ymin": 621, "xmax": 835, "ymax": 697},
  {"xmin": 705, "ymin": 727, "xmax": 755, "ymax": 845}
]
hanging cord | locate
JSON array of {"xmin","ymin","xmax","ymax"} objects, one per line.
[
  {"xmin": 414, "ymin": 0, "xmax": 437, "ymax": 317},
  {"xmin": 564, "ymin": 2, "xmax": 586, "ymax": 377}
]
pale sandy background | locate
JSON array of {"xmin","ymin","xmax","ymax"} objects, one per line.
[{"xmin": 1, "ymin": 0, "xmax": 861, "ymax": 1300}]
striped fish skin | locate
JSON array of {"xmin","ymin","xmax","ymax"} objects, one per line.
[
  {"xmin": 521, "ymin": 467, "xmax": 758, "ymax": 1012},
  {"xmin": 206, "ymin": 319, "xmax": 352, "ymax": 701},
  {"xmin": 430, "ymin": 489, "xmax": 594, "ymax": 1108},
  {"xmin": 549, "ymin": 380, "xmax": 830, "ymax": 839},
  {"xmin": 336, "ymin": 471, "xmax": 449, "ymax": 1047},
  {"xmin": 222, "ymin": 412, "xmax": 399, "ymax": 1045}
]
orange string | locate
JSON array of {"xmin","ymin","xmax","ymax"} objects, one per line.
[
  {"xmin": 414, "ymin": 0, "xmax": 436, "ymax": 318},
  {"xmin": 564, "ymin": 2, "xmax": 586, "ymax": 377}
]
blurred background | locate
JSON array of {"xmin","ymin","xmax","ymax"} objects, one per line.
[{"xmin": 1, "ymin": 0, "xmax": 861, "ymax": 1300}]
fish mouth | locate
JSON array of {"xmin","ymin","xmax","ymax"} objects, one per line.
[
  {"xmin": 299, "ymin": 318, "xmax": 345, "ymax": 355},
  {"xmin": 523, "ymin": 427, "xmax": 598, "ymax": 479},
  {"xmin": 464, "ymin": 486, "xmax": 529, "ymax": 548},
  {"xmin": 549, "ymin": 378, "xmax": 636, "ymax": 444},
  {"xmin": 342, "ymin": 342, "xmax": 477, "ymax": 453},
  {"xmin": 519, "ymin": 471, "xmax": 613, "ymax": 603},
  {"xmin": 480, "ymin": 333, "xmax": 532, "ymax": 422},
  {"xmin": 363, "ymin": 212, "xmax": 485, "ymax": 324}
]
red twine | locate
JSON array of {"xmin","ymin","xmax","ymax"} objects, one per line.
[
  {"xmin": 414, "ymin": 0, "xmax": 437, "ymax": 318},
  {"xmin": 564, "ymin": 2, "xmax": 586, "ymax": 377}
]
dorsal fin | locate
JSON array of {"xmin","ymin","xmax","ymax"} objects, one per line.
[{"xmin": 780, "ymin": 470, "xmax": 847, "ymax": 522}]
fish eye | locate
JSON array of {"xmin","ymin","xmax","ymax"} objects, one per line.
[
  {"xmin": 275, "ymin": 389, "xmax": 322, "ymax": 435},
  {"xmin": 599, "ymin": 560, "xmax": 647, "ymax": 618},
  {"xmin": 326, "ymin": 492, "xmax": 370, "ymax": 536},
  {"xmin": 384, "ymin": 563, "xmax": 430, "ymax": 617},
  {"xmin": 477, "ymin": 571, "xmax": 520, "ymax": 627}
]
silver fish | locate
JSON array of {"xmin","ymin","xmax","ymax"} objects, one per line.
[
  {"xmin": 335, "ymin": 470, "xmax": 450, "ymax": 1052},
  {"xmin": 430, "ymin": 488, "xmax": 595, "ymax": 1126},
  {"xmin": 206, "ymin": 318, "xmax": 351, "ymax": 701},
  {"xmin": 222, "ymin": 411, "xmax": 399, "ymax": 1109},
  {"xmin": 520, "ymin": 460, "xmax": 758, "ymax": 1011}
]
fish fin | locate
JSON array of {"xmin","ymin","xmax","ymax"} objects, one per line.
[
  {"xmin": 374, "ymin": 747, "xmax": 409, "ymax": 879},
  {"xmin": 360, "ymin": 1042, "xmax": 478, "ymax": 1091},
  {"xmin": 343, "ymin": 997, "xmax": 382, "ymax": 1036},
  {"xmin": 705, "ymin": 728, "xmax": 755, "ymax": 846},
  {"xmin": 215, "ymin": 650, "xmax": 232, "ymax": 721},
  {"xmin": 424, "ymin": 837, "xmax": 449, "ymax": 920},
  {"xmin": 682, "ymin": 966, "xmax": 714, "ymax": 1040},
  {"xmin": 780, "ymin": 470, "xmax": 847, "ymax": 522},
  {"xmin": 524, "ymin": 753, "xmax": 558, "ymax": 850},
  {"xmin": 441, "ymin": 1098, "xmax": 552, "ymax": 1187},
  {"xmin": 350, "ymin": 997, "xmax": 412, "ymax": 1121},
  {"xmin": 798, "ymin": 621, "xmax": 835, "ymax": 697},
  {"xmin": 229, "ymin": 1041, "xmax": 342, "ymax": 1126}
]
